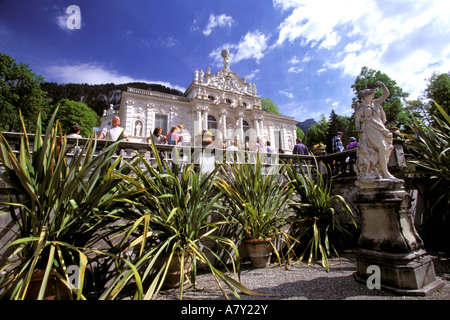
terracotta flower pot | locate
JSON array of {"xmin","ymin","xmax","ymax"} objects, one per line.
[
  {"xmin": 243, "ymin": 238, "xmax": 273, "ymax": 268},
  {"xmin": 25, "ymin": 269, "xmax": 71, "ymax": 300},
  {"xmin": 154, "ymin": 253, "xmax": 192, "ymax": 288}
]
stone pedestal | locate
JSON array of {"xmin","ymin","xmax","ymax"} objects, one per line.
[{"xmin": 353, "ymin": 178, "xmax": 443, "ymax": 295}]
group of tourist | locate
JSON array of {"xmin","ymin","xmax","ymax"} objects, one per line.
[
  {"xmin": 147, "ymin": 124, "xmax": 191, "ymax": 147},
  {"xmin": 331, "ymin": 131, "xmax": 359, "ymax": 153},
  {"xmin": 66, "ymin": 116, "xmax": 360, "ymax": 157}
]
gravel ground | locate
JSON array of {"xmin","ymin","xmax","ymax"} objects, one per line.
[{"xmin": 156, "ymin": 250, "xmax": 450, "ymax": 300}]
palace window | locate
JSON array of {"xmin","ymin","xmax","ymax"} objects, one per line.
[
  {"xmin": 273, "ymin": 129, "xmax": 282, "ymax": 150},
  {"xmin": 208, "ymin": 115, "xmax": 218, "ymax": 130},
  {"xmin": 155, "ymin": 114, "xmax": 168, "ymax": 135},
  {"xmin": 243, "ymin": 120, "xmax": 250, "ymax": 143}
]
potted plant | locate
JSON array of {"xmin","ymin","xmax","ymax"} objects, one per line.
[
  {"xmin": 216, "ymin": 152, "xmax": 295, "ymax": 268},
  {"xmin": 284, "ymin": 158, "xmax": 357, "ymax": 271},
  {"xmin": 100, "ymin": 143, "xmax": 261, "ymax": 300},
  {"xmin": 0, "ymin": 109, "xmax": 134, "ymax": 299},
  {"xmin": 312, "ymin": 143, "xmax": 327, "ymax": 156}
]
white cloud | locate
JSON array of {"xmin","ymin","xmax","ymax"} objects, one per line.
[
  {"xmin": 344, "ymin": 41, "xmax": 362, "ymax": 53},
  {"xmin": 302, "ymin": 54, "xmax": 311, "ymax": 63},
  {"xmin": 203, "ymin": 13, "xmax": 234, "ymax": 36},
  {"xmin": 318, "ymin": 31, "xmax": 340, "ymax": 50},
  {"xmin": 54, "ymin": 14, "xmax": 67, "ymax": 31},
  {"xmin": 273, "ymin": 0, "xmax": 371, "ymax": 48},
  {"xmin": 288, "ymin": 66, "xmax": 303, "ymax": 73},
  {"xmin": 233, "ymin": 30, "xmax": 269, "ymax": 63},
  {"xmin": 45, "ymin": 62, "xmax": 186, "ymax": 92},
  {"xmin": 245, "ymin": 69, "xmax": 260, "ymax": 80},
  {"xmin": 279, "ymin": 89, "xmax": 294, "ymax": 99},
  {"xmin": 288, "ymin": 56, "xmax": 300, "ymax": 64},
  {"xmin": 210, "ymin": 30, "xmax": 270, "ymax": 65},
  {"xmin": 273, "ymin": 0, "xmax": 450, "ymax": 100}
]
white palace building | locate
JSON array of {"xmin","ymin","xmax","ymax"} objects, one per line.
[{"xmin": 99, "ymin": 49, "xmax": 298, "ymax": 153}]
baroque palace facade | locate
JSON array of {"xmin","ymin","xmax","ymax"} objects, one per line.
[{"xmin": 99, "ymin": 49, "xmax": 298, "ymax": 153}]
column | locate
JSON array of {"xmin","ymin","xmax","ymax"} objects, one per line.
[
  {"xmin": 196, "ymin": 107, "xmax": 202, "ymax": 133},
  {"xmin": 260, "ymin": 118, "xmax": 265, "ymax": 141},
  {"xmin": 221, "ymin": 109, "xmax": 228, "ymax": 145},
  {"xmin": 238, "ymin": 112, "xmax": 244, "ymax": 143},
  {"xmin": 203, "ymin": 107, "xmax": 209, "ymax": 131},
  {"xmin": 146, "ymin": 104, "xmax": 154, "ymax": 137}
]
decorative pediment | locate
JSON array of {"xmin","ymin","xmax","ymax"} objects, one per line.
[
  {"xmin": 204, "ymin": 69, "xmax": 251, "ymax": 95},
  {"xmin": 193, "ymin": 49, "xmax": 257, "ymax": 97}
]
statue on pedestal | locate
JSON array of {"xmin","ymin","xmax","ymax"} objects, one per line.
[
  {"xmin": 353, "ymin": 81, "xmax": 396, "ymax": 181},
  {"xmin": 352, "ymin": 84, "xmax": 443, "ymax": 295}
]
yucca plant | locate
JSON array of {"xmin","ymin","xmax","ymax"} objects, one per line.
[
  {"xmin": 404, "ymin": 101, "xmax": 450, "ymax": 218},
  {"xmin": 216, "ymin": 152, "xmax": 295, "ymax": 267},
  {"xmin": 402, "ymin": 101, "xmax": 450, "ymax": 249},
  {"xmin": 100, "ymin": 142, "xmax": 263, "ymax": 300},
  {"xmin": 0, "ymin": 108, "xmax": 133, "ymax": 300},
  {"xmin": 285, "ymin": 159, "xmax": 357, "ymax": 271}
]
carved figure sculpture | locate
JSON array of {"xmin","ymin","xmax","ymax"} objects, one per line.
[
  {"xmin": 221, "ymin": 49, "xmax": 230, "ymax": 71},
  {"xmin": 354, "ymin": 81, "xmax": 395, "ymax": 180}
]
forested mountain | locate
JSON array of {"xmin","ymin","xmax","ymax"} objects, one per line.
[
  {"xmin": 296, "ymin": 118, "xmax": 316, "ymax": 132},
  {"xmin": 41, "ymin": 82, "xmax": 183, "ymax": 117}
]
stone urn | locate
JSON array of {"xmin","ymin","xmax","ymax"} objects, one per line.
[
  {"xmin": 243, "ymin": 238, "xmax": 273, "ymax": 268},
  {"xmin": 195, "ymin": 130, "xmax": 214, "ymax": 147}
]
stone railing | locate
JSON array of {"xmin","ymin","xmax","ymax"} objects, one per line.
[
  {"xmin": 2, "ymin": 133, "xmax": 415, "ymax": 182},
  {"xmin": 127, "ymin": 87, "xmax": 191, "ymax": 102},
  {"xmin": 1, "ymin": 132, "xmax": 411, "ymax": 195},
  {"xmin": 0, "ymin": 132, "xmax": 359, "ymax": 180}
]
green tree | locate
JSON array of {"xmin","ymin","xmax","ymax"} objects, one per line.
[
  {"xmin": 261, "ymin": 97, "xmax": 280, "ymax": 114},
  {"xmin": 405, "ymin": 98, "xmax": 433, "ymax": 126},
  {"xmin": 351, "ymin": 66, "xmax": 409, "ymax": 126},
  {"xmin": 0, "ymin": 53, "xmax": 48, "ymax": 131},
  {"xmin": 340, "ymin": 115, "xmax": 357, "ymax": 145},
  {"xmin": 325, "ymin": 109, "xmax": 346, "ymax": 154},
  {"xmin": 425, "ymin": 71, "xmax": 450, "ymax": 122},
  {"xmin": 51, "ymin": 99, "xmax": 100, "ymax": 136},
  {"xmin": 304, "ymin": 114, "xmax": 328, "ymax": 148},
  {"xmin": 296, "ymin": 127, "xmax": 305, "ymax": 140}
]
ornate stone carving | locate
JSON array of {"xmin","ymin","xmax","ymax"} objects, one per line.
[
  {"xmin": 354, "ymin": 81, "xmax": 396, "ymax": 181},
  {"xmin": 201, "ymin": 50, "xmax": 254, "ymax": 96}
]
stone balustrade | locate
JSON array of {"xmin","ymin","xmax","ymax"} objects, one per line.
[
  {"xmin": 0, "ymin": 132, "xmax": 363, "ymax": 196},
  {"xmin": 127, "ymin": 87, "xmax": 191, "ymax": 102}
]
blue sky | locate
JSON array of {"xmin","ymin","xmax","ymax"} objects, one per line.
[{"xmin": 1, "ymin": 0, "xmax": 449, "ymax": 123}]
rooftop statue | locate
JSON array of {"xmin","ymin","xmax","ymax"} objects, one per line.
[
  {"xmin": 221, "ymin": 49, "xmax": 230, "ymax": 71},
  {"xmin": 353, "ymin": 81, "xmax": 396, "ymax": 181}
]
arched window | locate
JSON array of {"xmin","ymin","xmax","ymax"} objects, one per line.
[
  {"xmin": 208, "ymin": 115, "xmax": 218, "ymax": 130},
  {"xmin": 243, "ymin": 120, "xmax": 250, "ymax": 143},
  {"xmin": 242, "ymin": 120, "xmax": 250, "ymax": 132}
]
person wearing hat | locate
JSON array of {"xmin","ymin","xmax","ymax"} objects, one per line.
[
  {"xmin": 331, "ymin": 131, "xmax": 344, "ymax": 154},
  {"xmin": 346, "ymin": 136, "xmax": 358, "ymax": 150}
]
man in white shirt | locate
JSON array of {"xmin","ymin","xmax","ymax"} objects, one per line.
[
  {"xmin": 98, "ymin": 116, "xmax": 129, "ymax": 141},
  {"xmin": 177, "ymin": 124, "xmax": 191, "ymax": 146}
]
